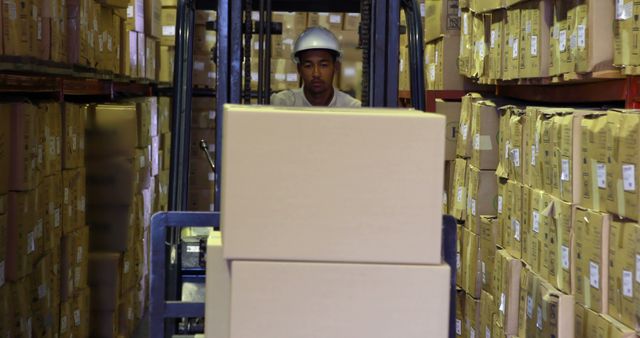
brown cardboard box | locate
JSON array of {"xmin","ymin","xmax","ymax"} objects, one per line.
[
  {"xmin": 502, "ymin": 7, "xmax": 521, "ymax": 80},
  {"xmin": 544, "ymin": 195, "xmax": 574, "ymax": 294},
  {"xmin": 479, "ymin": 290, "xmax": 495, "ymax": 338},
  {"xmin": 62, "ymin": 168, "xmax": 86, "ymax": 235},
  {"xmin": 614, "ymin": 1, "xmax": 640, "ymax": 67},
  {"xmin": 518, "ymin": 0, "xmax": 553, "ymax": 78},
  {"xmin": 455, "ymin": 288, "xmax": 465, "ymax": 336},
  {"xmin": 194, "ymin": 24, "xmax": 215, "ymax": 54},
  {"xmin": 47, "ymin": 0, "xmax": 67, "ymax": 63},
  {"xmin": 517, "ymin": 265, "xmax": 531, "ymax": 338},
  {"xmin": 574, "ymin": 207, "xmax": 609, "ymax": 314},
  {"xmin": 605, "ymin": 314, "xmax": 637, "ymax": 338},
  {"xmin": 61, "ymin": 226, "xmax": 89, "ymax": 300},
  {"xmin": 125, "ymin": 0, "xmax": 143, "ymax": 32},
  {"xmin": 538, "ymin": 109, "xmax": 560, "ymax": 193},
  {"xmin": 465, "ymin": 292, "xmax": 481, "ymax": 338},
  {"xmin": 525, "ymin": 189, "xmax": 550, "ymax": 277},
  {"xmin": 6, "ymin": 191, "xmax": 36, "ymax": 281},
  {"xmin": 230, "ymin": 261, "xmax": 451, "ymax": 338},
  {"xmin": 343, "ymin": 12, "xmax": 360, "ymax": 31},
  {"xmin": 480, "ymin": 216, "xmax": 500, "ymax": 293},
  {"xmin": 43, "ymin": 173, "xmax": 62, "ymax": 251},
  {"xmin": 504, "ymin": 180, "xmax": 523, "ymax": 259},
  {"xmin": 607, "ymin": 219, "xmax": 640, "ymax": 329},
  {"xmin": 507, "ymin": 107, "xmax": 525, "ymax": 182},
  {"xmin": 462, "ymin": 227, "xmax": 481, "ymax": 298},
  {"xmin": 193, "ymin": 54, "xmax": 216, "ymax": 88},
  {"xmin": 87, "ymin": 205, "xmax": 130, "ymax": 252},
  {"xmin": 456, "ymin": 93, "xmax": 483, "ymax": 159},
  {"xmin": 470, "ymin": 100, "xmax": 500, "ymax": 170},
  {"xmin": 451, "ymin": 158, "xmax": 469, "ymax": 222},
  {"xmin": 86, "ymin": 157, "xmax": 135, "ymax": 206},
  {"xmin": 435, "ymin": 99, "xmax": 461, "ymax": 161},
  {"xmin": 143, "ymin": 0, "xmax": 159, "ymax": 38},
  {"xmin": 41, "ymin": 103, "xmax": 62, "ymax": 178},
  {"xmin": 424, "ymin": 0, "xmax": 460, "ymax": 43},
  {"xmin": 10, "ymin": 103, "xmax": 37, "ymax": 191},
  {"xmin": 62, "ymin": 103, "xmax": 86, "ymax": 170},
  {"xmin": 606, "ymin": 110, "xmax": 640, "ymax": 221},
  {"xmin": 554, "ymin": 110, "xmax": 587, "ymax": 204},
  {"xmin": 3, "ymin": 0, "xmax": 31, "ymax": 56},
  {"xmin": 158, "ymin": 96, "xmax": 171, "ymax": 133},
  {"xmin": 574, "ymin": 0, "xmax": 614, "ymax": 73},
  {"xmin": 489, "ymin": 10, "xmax": 505, "ymax": 81},
  {"xmin": 33, "ymin": 0, "xmax": 52, "ymax": 60},
  {"xmin": 0, "ymin": 104, "xmax": 9, "ymax": 195},
  {"xmin": 96, "ymin": 6, "xmax": 114, "ymax": 71},
  {"xmin": 580, "ymin": 112, "xmax": 609, "ymax": 212},
  {"xmin": 204, "ymin": 231, "xmax": 231, "ymax": 338},
  {"xmin": 536, "ymin": 272, "xmax": 576, "ymax": 337},
  {"xmin": 222, "ymin": 106, "xmax": 446, "ymax": 264},
  {"xmin": 71, "ymin": 287, "xmax": 90, "ymax": 338},
  {"xmin": 137, "ymin": 32, "xmax": 146, "ymax": 78},
  {"xmin": 127, "ymin": 30, "xmax": 138, "ymax": 77},
  {"xmin": 494, "ymin": 249, "xmax": 522, "ymax": 335},
  {"xmin": 524, "ymin": 106, "xmax": 543, "ymax": 189},
  {"xmin": 466, "ymin": 166, "xmax": 498, "ymax": 234},
  {"xmin": 459, "ymin": 10, "xmax": 473, "ymax": 77},
  {"xmin": 160, "ymin": 7, "xmax": 176, "ymax": 46},
  {"xmin": 470, "ymin": 12, "xmax": 489, "ymax": 80},
  {"xmin": 428, "ymin": 35, "xmax": 485, "ymax": 91},
  {"xmin": 496, "ymin": 106, "xmax": 512, "ymax": 179}
]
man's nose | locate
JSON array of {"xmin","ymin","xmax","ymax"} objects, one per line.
[{"xmin": 312, "ymin": 65, "xmax": 320, "ymax": 77}]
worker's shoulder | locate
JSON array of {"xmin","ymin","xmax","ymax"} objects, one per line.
[
  {"xmin": 335, "ymin": 90, "xmax": 361, "ymax": 107},
  {"xmin": 270, "ymin": 89, "xmax": 299, "ymax": 105}
]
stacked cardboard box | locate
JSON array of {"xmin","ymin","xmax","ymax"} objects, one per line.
[
  {"xmin": 188, "ymin": 97, "xmax": 216, "ymax": 211},
  {"xmin": 210, "ymin": 105, "xmax": 449, "ymax": 338}
]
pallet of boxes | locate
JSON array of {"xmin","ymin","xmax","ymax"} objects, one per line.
[
  {"xmin": 199, "ymin": 105, "xmax": 452, "ymax": 338},
  {"xmin": 85, "ymin": 98, "xmax": 160, "ymax": 337}
]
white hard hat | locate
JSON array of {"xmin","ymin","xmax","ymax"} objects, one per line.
[{"xmin": 292, "ymin": 26, "xmax": 342, "ymax": 63}]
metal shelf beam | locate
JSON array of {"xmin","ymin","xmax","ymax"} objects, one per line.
[{"xmin": 197, "ymin": 0, "xmax": 360, "ymax": 12}]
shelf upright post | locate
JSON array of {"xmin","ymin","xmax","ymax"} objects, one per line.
[{"xmin": 368, "ymin": 0, "xmax": 399, "ymax": 107}]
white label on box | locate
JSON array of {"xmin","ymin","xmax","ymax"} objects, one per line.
[
  {"xmin": 124, "ymin": 261, "xmax": 130, "ymax": 274},
  {"xmin": 526, "ymin": 21, "xmax": 531, "ymax": 34},
  {"xmin": 6, "ymin": 1, "xmax": 16, "ymax": 20},
  {"xmin": 27, "ymin": 232, "xmax": 35, "ymax": 253},
  {"xmin": 457, "ymin": 253, "xmax": 461, "ymax": 270},
  {"xmin": 505, "ymin": 141, "xmax": 511, "ymax": 159},
  {"xmin": 531, "ymin": 36, "xmax": 538, "ymax": 56},
  {"xmin": 329, "ymin": 15, "xmax": 341, "ymax": 23},
  {"xmin": 108, "ymin": 35, "xmax": 113, "ymax": 51},
  {"xmin": 473, "ymin": 134, "xmax": 480, "ymax": 150},
  {"xmin": 499, "ymin": 293, "xmax": 506, "ymax": 313},
  {"xmin": 429, "ymin": 64, "xmax": 436, "ymax": 81},
  {"xmin": 79, "ymin": 196, "xmax": 85, "ymax": 212},
  {"xmin": 457, "ymin": 187, "xmax": 464, "ymax": 202},
  {"xmin": 513, "ymin": 148, "xmax": 520, "ymax": 167},
  {"xmin": 208, "ymin": 172, "xmax": 215, "ymax": 181},
  {"xmin": 463, "ymin": 15, "xmax": 469, "ymax": 35},
  {"xmin": 532, "ymin": 211, "xmax": 540, "ymax": 233},
  {"xmin": 559, "ymin": 30, "xmax": 567, "ymax": 52},
  {"xmin": 187, "ymin": 245, "xmax": 200, "ymax": 253},
  {"xmin": 0, "ymin": 261, "xmax": 4, "ymax": 287},
  {"xmin": 597, "ymin": 163, "xmax": 607, "ymax": 188},
  {"xmin": 128, "ymin": 307, "xmax": 133, "ymax": 320},
  {"xmin": 471, "ymin": 199, "xmax": 476, "ymax": 216},
  {"xmin": 536, "ymin": 306, "xmax": 543, "ymax": 330},
  {"xmin": 77, "ymin": 246, "xmax": 83, "ymax": 264},
  {"xmin": 470, "ymin": 328, "xmax": 475, "ymax": 338},
  {"xmin": 512, "ymin": 37, "xmax": 519, "ymax": 58},
  {"xmin": 61, "ymin": 316, "xmax": 67, "ymax": 332},
  {"xmin": 461, "ymin": 123, "xmax": 469, "ymax": 140},
  {"xmin": 74, "ymin": 310, "xmax": 80, "ymax": 326},
  {"xmin": 54, "ymin": 209, "xmax": 60, "ymax": 228},
  {"xmin": 275, "ymin": 73, "xmax": 286, "ymax": 81},
  {"xmin": 38, "ymin": 284, "xmax": 46, "ymax": 299},
  {"xmin": 513, "ymin": 219, "xmax": 521, "ymax": 241},
  {"xmin": 479, "ymin": 42, "xmax": 485, "ymax": 59},
  {"xmin": 286, "ymin": 73, "xmax": 298, "ymax": 82},
  {"xmin": 254, "ymin": 41, "xmax": 260, "ymax": 50},
  {"xmin": 435, "ymin": 51, "xmax": 439, "ymax": 64},
  {"xmin": 578, "ymin": 25, "xmax": 586, "ymax": 49},
  {"xmin": 636, "ymin": 255, "xmax": 640, "ymax": 283},
  {"xmin": 456, "ymin": 319, "xmax": 462, "ymax": 335},
  {"xmin": 400, "ymin": 58, "xmax": 404, "ymax": 72},
  {"xmin": 194, "ymin": 61, "xmax": 205, "ymax": 71},
  {"xmin": 623, "ymin": 164, "xmax": 636, "ymax": 191},
  {"xmin": 37, "ymin": 17, "xmax": 42, "ymax": 40},
  {"xmin": 561, "ymin": 245, "xmax": 570, "ymax": 270},
  {"xmin": 485, "ymin": 327, "xmax": 491, "ymax": 338},
  {"xmin": 561, "ymin": 159, "xmax": 570, "ymax": 181},
  {"xmin": 251, "ymin": 11, "xmax": 260, "ymax": 21},
  {"xmin": 209, "ymin": 110, "xmax": 216, "ymax": 119},
  {"xmin": 527, "ymin": 295, "xmax": 533, "ymax": 318},
  {"xmin": 481, "ymin": 261, "xmax": 486, "ymax": 284},
  {"xmin": 420, "ymin": 3, "xmax": 426, "ymax": 17},
  {"xmin": 498, "ymin": 195, "xmax": 503, "ymax": 214},
  {"xmin": 490, "ymin": 30, "xmax": 496, "ymax": 49},
  {"xmin": 590, "ymin": 261, "xmax": 600, "ymax": 289},
  {"xmin": 617, "ymin": 0, "xmax": 633, "ymax": 20},
  {"xmin": 251, "ymin": 72, "xmax": 259, "ymax": 81},
  {"xmin": 443, "ymin": 191, "xmax": 448, "ymax": 205},
  {"xmin": 531, "ymin": 145, "xmax": 537, "ymax": 165},
  {"xmin": 623, "ymin": 270, "xmax": 633, "ymax": 297},
  {"xmin": 163, "ymin": 25, "xmax": 176, "ymax": 37},
  {"xmin": 344, "ymin": 67, "xmax": 356, "ymax": 77},
  {"xmin": 570, "ymin": 32, "xmax": 577, "ymax": 51},
  {"xmin": 127, "ymin": 5, "xmax": 134, "ymax": 18},
  {"xmin": 64, "ymin": 188, "xmax": 69, "ymax": 204}
]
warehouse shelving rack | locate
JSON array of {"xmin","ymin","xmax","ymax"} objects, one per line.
[{"xmin": 156, "ymin": 0, "xmax": 433, "ymax": 337}]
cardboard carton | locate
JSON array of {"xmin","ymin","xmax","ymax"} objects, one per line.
[
  {"xmin": 607, "ymin": 219, "xmax": 640, "ymax": 329},
  {"xmin": 525, "ymin": 107, "xmax": 543, "ymax": 189},
  {"xmin": 507, "ymin": 107, "xmax": 525, "ymax": 182},
  {"xmin": 605, "ymin": 313, "xmax": 637, "ymax": 338},
  {"xmin": 462, "ymin": 227, "xmax": 481, "ymax": 297},
  {"xmin": 466, "ymin": 166, "xmax": 498, "ymax": 234},
  {"xmin": 496, "ymin": 106, "xmax": 512, "ymax": 179},
  {"xmin": 465, "ymin": 292, "xmax": 481, "ymax": 338},
  {"xmin": 204, "ymin": 231, "xmax": 230, "ymax": 338},
  {"xmin": 222, "ymin": 106, "xmax": 446, "ymax": 264},
  {"xmin": 230, "ymin": 261, "xmax": 451, "ymax": 338},
  {"xmin": 580, "ymin": 112, "xmax": 609, "ymax": 212},
  {"xmin": 62, "ymin": 103, "xmax": 86, "ymax": 170},
  {"xmin": 518, "ymin": 0, "xmax": 553, "ymax": 78},
  {"xmin": 6, "ymin": 191, "xmax": 36, "ymax": 281},
  {"xmin": 479, "ymin": 290, "xmax": 495, "ymax": 338},
  {"xmin": 459, "ymin": 10, "xmax": 474, "ymax": 77},
  {"xmin": 494, "ymin": 249, "xmax": 522, "ymax": 335},
  {"xmin": 614, "ymin": 1, "xmax": 640, "ymax": 67},
  {"xmin": 457, "ymin": 93, "xmax": 484, "ymax": 159},
  {"xmin": 10, "ymin": 103, "xmax": 37, "ymax": 191},
  {"xmin": 606, "ymin": 110, "xmax": 640, "ymax": 221},
  {"xmin": 573, "ymin": 0, "xmax": 614, "ymax": 73},
  {"xmin": 554, "ymin": 110, "xmax": 588, "ymax": 204},
  {"xmin": 525, "ymin": 189, "xmax": 550, "ymax": 277},
  {"xmin": 489, "ymin": 10, "xmax": 505, "ymax": 81},
  {"xmin": 424, "ymin": 0, "xmax": 460, "ymax": 43},
  {"xmin": 452, "ymin": 158, "xmax": 469, "ymax": 221},
  {"xmin": 574, "ymin": 207, "xmax": 609, "ymax": 313},
  {"xmin": 479, "ymin": 216, "xmax": 500, "ymax": 294},
  {"xmin": 470, "ymin": 100, "xmax": 500, "ymax": 170},
  {"xmin": 544, "ymin": 195, "xmax": 574, "ymax": 294},
  {"xmin": 503, "ymin": 7, "xmax": 521, "ymax": 80},
  {"xmin": 504, "ymin": 180, "xmax": 523, "ymax": 259}
]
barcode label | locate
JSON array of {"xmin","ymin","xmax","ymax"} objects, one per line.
[
  {"xmin": 561, "ymin": 159, "xmax": 570, "ymax": 181},
  {"xmin": 590, "ymin": 261, "xmax": 599, "ymax": 289},
  {"xmin": 559, "ymin": 30, "xmax": 567, "ymax": 52},
  {"xmin": 561, "ymin": 245, "xmax": 570, "ymax": 270},
  {"xmin": 623, "ymin": 164, "xmax": 636, "ymax": 191},
  {"xmin": 532, "ymin": 211, "xmax": 540, "ymax": 233},
  {"xmin": 531, "ymin": 36, "xmax": 538, "ymax": 56},
  {"xmin": 623, "ymin": 270, "xmax": 633, "ymax": 297},
  {"xmin": 498, "ymin": 196, "xmax": 503, "ymax": 214},
  {"xmin": 513, "ymin": 219, "xmax": 521, "ymax": 241},
  {"xmin": 578, "ymin": 25, "xmax": 586, "ymax": 48},
  {"xmin": 527, "ymin": 295, "xmax": 533, "ymax": 318},
  {"xmin": 597, "ymin": 163, "xmax": 607, "ymax": 188}
]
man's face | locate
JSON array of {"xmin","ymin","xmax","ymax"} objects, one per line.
[{"xmin": 297, "ymin": 49, "xmax": 337, "ymax": 95}]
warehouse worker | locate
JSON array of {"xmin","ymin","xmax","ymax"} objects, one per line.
[{"xmin": 271, "ymin": 26, "xmax": 361, "ymax": 107}]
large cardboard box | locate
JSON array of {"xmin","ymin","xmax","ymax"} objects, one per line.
[
  {"xmin": 125, "ymin": 0, "xmax": 143, "ymax": 32},
  {"xmin": 606, "ymin": 110, "xmax": 640, "ymax": 221},
  {"xmin": 496, "ymin": 106, "xmax": 512, "ymax": 179},
  {"xmin": 2, "ymin": 0, "xmax": 31, "ymax": 56},
  {"xmin": 607, "ymin": 219, "xmax": 640, "ymax": 329},
  {"xmin": 489, "ymin": 10, "xmax": 505, "ymax": 81},
  {"xmin": 605, "ymin": 314, "xmax": 637, "ymax": 338},
  {"xmin": 518, "ymin": 0, "xmax": 553, "ymax": 78},
  {"xmin": 40, "ymin": 103, "xmax": 62, "ymax": 178},
  {"xmin": 204, "ymin": 231, "xmax": 230, "ymax": 338},
  {"xmin": 523, "ymin": 269, "xmax": 575, "ymax": 337},
  {"xmin": 504, "ymin": 180, "xmax": 523, "ymax": 259},
  {"xmin": 62, "ymin": 103, "xmax": 86, "ymax": 170},
  {"xmin": 544, "ymin": 195, "xmax": 574, "ymax": 294},
  {"xmin": 221, "ymin": 106, "xmax": 446, "ymax": 264},
  {"xmin": 458, "ymin": 10, "xmax": 474, "ymax": 77},
  {"xmin": 494, "ymin": 249, "xmax": 522, "ymax": 335},
  {"xmin": 464, "ymin": 292, "xmax": 481, "ymax": 337},
  {"xmin": 525, "ymin": 189, "xmax": 550, "ymax": 277},
  {"xmin": 462, "ymin": 227, "xmax": 481, "ymax": 298},
  {"xmin": 507, "ymin": 105, "xmax": 525, "ymax": 182},
  {"xmin": 435, "ymin": 99, "xmax": 461, "ymax": 161},
  {"xmin": 574, "ymin": 207, "xmax": 609, "ymax": 314},
  {"xmin": 62, "ymin": 168, "xmax": 86, "ymax": 235},
  {"xmin": 502, "ymin": 7, "xmax": 521, "ymax": 80},
  {"xmin": 554, "ymin": 110, "xmax": 587, "ymax": 204},
  {"xmin": 456, "ymin": 93, "xmax": 483, "ymax": 159},
  {"xmin": 6, "ymin": 191, "xmax": 36, "ymax": 281},
  {"xmin": 580, "ymin": 112, "xmax": 609, "ymax": 212},
  {"xmin": 524, "ymin": 106, "xmax": 543, "ymax": 189},
  {"xmin": 424, "ymin": 0, "xmax": 460, "ymax": 43},
  {"xmin": 85, "ymin": 103, "xmax": 138, "ymax": 160},
  {"xmin": 466, "ymin": 166, "xmax": 498, "ymax": 234},
  {"xmin": 479, "ymin": 290, "xmax": 495, "ymax": 338},
  {"xmin": 470, "ymin": 100, "xmax": 500, "ymax": 170},
  {"xmin": 573, "ymin": 0, "xmax": 614, "ymax": 73},
  {"xmin": 451, "ymin": 158, "xmax": 469, "ymax": 221},
  {"xmin": 10, "ymin": 103, "xmax": 37, "ymax": 191},
  {"xmin": 614, "ymin": 1, "xmax": 640, "ymax": 67},
  {"xmin": 455, "ymin": 288, "xmax": 465, "ymax": 336},
  {"xmin": 230, "ymin": 261, "xmax": 451, "ymax": 338},
  {"xmin": 480, "ymin": 215, "xmax": 500, "ymax": 293},
  {"xmin": 143, "ymin": 0, "xmax": 160, "ymax": 38},
  {"xmin": 160, "ymin": 8, "xmax": 175, "ymax": 46}
]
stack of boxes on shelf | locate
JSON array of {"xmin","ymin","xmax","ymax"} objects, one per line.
[
  {"xmin": 207, "ymin": 105, "xmax": 450, "ymax": 338},
  {"xmin": 455, "ymin": 0, "xmax": 616, "ymax": 83},
  {"xmin": 1, "ymin": 0, "xmax": 160, "ymax": 80},
  {"xmin": 188, "ymin": 97, "xmax": 216, "ymax": 211},
  {"xmin": 160, "ymin": 1, "xmax": 217, "ymax": 87},
  {"xmin": 440, "ymin": 92, "xmax": 640, "ymax": 337},
  {"xmin": 85, "ymin": 98, "xmax": 162, "ymax": 337}
]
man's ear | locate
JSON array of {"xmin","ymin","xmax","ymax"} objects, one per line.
[{"xmin": 334, "ymin": 60, "xmax": 341, "ymax": 73}]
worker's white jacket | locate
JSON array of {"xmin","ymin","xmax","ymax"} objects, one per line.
[{"xmin": 270, "ymin": 87, "xmax": 361, "ymax": 107}]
